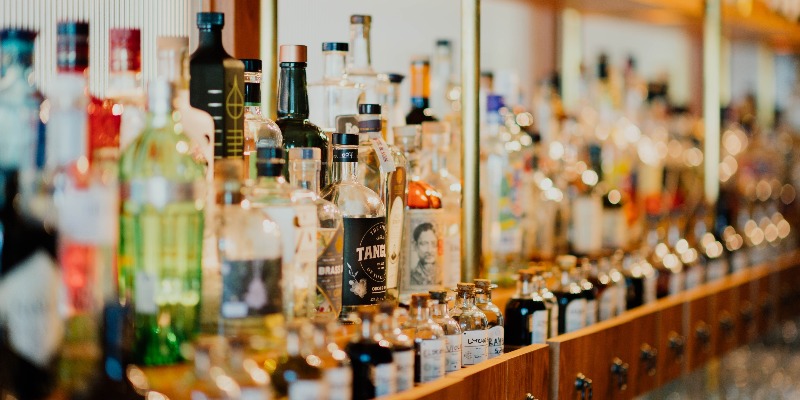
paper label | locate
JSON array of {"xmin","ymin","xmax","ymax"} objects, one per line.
[
  {"xmin": 616, "ymin": 282, "xmax": 628, "ymax": 316},
  {"xmin": 419, "ymin": 339, "xmax": 446, "ymax": 383},
  {"xmin": 373, "ymin": 363, "xmax": 396, "ymax": 397},
  {"xmin": 488, "ymin": 325, "xmax": 504, "ymax": 358},
  {"xmin": 565, "ymin": 298, "xmax": 587, "ymax": 333},
  {"xmin": 461, "ymin": 330, "xmax": 489, "ymax": 366},
  {"xmin": 602, "ymin": 208, "xmax": 627, "ymax": 249},
  {"xmin": 598, "ymin": 287, "xmax": 616, "ymax": 321},
  {"xmin": 394, "ymin": 349, "xmax": 414, "ymax": 391},
  {"xmin": 221, "ymin": 258, "xmax": 282, "ymax": 318},
  {"xmin": 57, "ymin": 182, "xmax": 117, "ymax": 244},
  {"xmin": 530, "ymin": 310, "xmax": 549, "ymax": 344},
  {"xmin": 571, "ymin": 196, "xmax": 603, "ymax": 255},
  {"xmin": 342, "ymin": 217, "xmax": 387, "ymax": 306},
  {"xmin": 288, "ymin": 380, "xmax": 325, "ymax": 400},
  {"xmin": 385, "ymin": 196, "xmax": 404, "ymax": 291},
  {"xmin": 316, "ymin": 227, "xmax": 343, "ymax": 317},
  {"xmin": 444, "ymin": 334, "xmax": 462, "ymax": 372},
  {"xmin": 644, "ymin": 275, "xmax": 657, "ymax": 304},
  {"xmin": 368, "ymin": 133, "xmax": 396, "ymax": 173},
  {"xmin": 323, "ymin": 366, "xmax": 352, "ymax": 400},
  {"xmin": 707, "ymin": 259, "xmax": 728, "ymax": 281},
  {"xmin": 401, "ymin": 209, "xmax": 444, "ymax": 295}
]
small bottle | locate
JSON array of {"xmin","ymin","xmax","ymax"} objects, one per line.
[
  {"xmin": 320, "ymin": 133, "xmax": 386, "ymax": 318},
  {"xmin": 242, "ymin": 58, "xmax": 282, "ymax": 180},
  {"xmin": 429, "ymin": 290, "xmax": 462, "ymax": 373},
  {"xmin": 449, "ymin": 283, "xmax": 489, "ymax": 367},
  {"xmin": 552, "ymin": 256, "xmax": 587, "ymax": 335},
  {"xmin": 307, "ymin": 42, "xmax": 363, "ymax": 132},
  {"xmin": 577, "ymin": 258, "xmax": 597, "ymax": 327},
  {"xmin": 405, "ymin": 57, "xmax": 438, "ymax": 124},
  {"xmin": 346, "ymin": 310, "xmax": 396, "ymax": 399},
  {"xmin": 504, "ymin": 270, "xmax": 548, "ymax": 350},
  {"xmin": 310, "ymin": 321, "xmax": 352, "ymax": 400},
  {"xmin": 271, "ymin": 321, "xmax": 325, "ymax": 399},
  {"xmin": 378, "ymin": 302, "xmax": 414, "ymax": 392},
  {"xmin": 347, "ymin": 15, "xmax": 382, "ymax": 104},
  {"xmin": 187, "ymin": 340, "xmax": 241, "ymax": 400},
  {"xmin": 227, "ymin": 337, "xmax": 272, "ymax": 399},
  {"xmin": 402, "ymin": 293, "xmax": 446, "ymax": 384},
  {"xmin": 474, "ymin": 279, "xmax": 504, "ymax": 358}
]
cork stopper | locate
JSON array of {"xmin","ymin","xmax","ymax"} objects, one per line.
[
  {"xmin": 279, "ymin": 45, "xmax": 307, "ymax": 63},
  {"xmin": 456, "ymin": 282, "xmax": 475, "ymax": 293},
  {"xmin": 474, "ymin": 279, "xmax": 493, "ymax": 292},
  {"xmin": 410, "ymin": 293, "xmax": 431, "ymax": 308}
]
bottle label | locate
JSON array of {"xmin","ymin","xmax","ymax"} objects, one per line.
[
  {"xmin": 134, "ymin": 271, "xmax": 158, "ymax": 314},
  {"xmin": 668, "ymin": 271, "xmax": 685, "ymax": 296},
  {"xmin": 441, "ymin": 209, "xmax": 462, "ymax": 290},
  {"xmin": 707, "ymin": 259, "xmax": 728, "ymax": 281},
  {"xmin": 599, "ymin": 287, "xmax": 616, "ymax": 321},
  {"xmin": 394, "ymin": 349, "xmax": 414, "ymax": 391},
  {"xmin": 241, "ymin": 388, "xmax": 272, "ymax": 400},
  {"xmin": 316, "ymin": 227, "xmax": 344, "ymax": 317},
  {"xmin": 401, "ymin": 209, "xmax": 445, "ymax": 295},
  {"xmin": 444, "ymin": 334, "xmax": 462, "ymax": 372},
  {"xmin": 342, "ymin": 217, "xmax": 387, "ymax": 306},
  {"xmin": 585, "ymin": 299, "xmax": 597, "ymax": 326},
  {"xmin": 126, "ymin": 178, "xmax": 205, "ymax": 210},
  {"xmin": 530, "ymin": 310, "xmax": 548, "ymax": 344},
  {"xmin": 419, "ymin": 339, "xmax": 446, "ymax": 383},
  {"xmin": 461, "ymin": 330, "xmax": 489, "ymax": 366},
  {"xmin": 601, "ymin": 208, "xmax": 627, "ymax": 249},
  {"xmin": 550, "ymin": 301, "xmax": 559, "ymax": 338},
  {"xmin": 288, "ymin": 379, "xmax": 325, "ymax": 400},
  {"xmin": 565, "ymin": 298, "xmax": 587, "ymax": 333},
  {"xmin": 488, "ymin": 325, "xmax": 504, "ymax": 358},
  {"xmin": 686, "ymin": 266, "xmax": 704, "ymax": 290},
  {"xmin": 616, "ymin": 282, "xmax": 627, "ymax": 316},
  {"xmin": 324, "ymin": 366, "xmax": 352, "ymax": 400},
  {"xmin": 385, "ymin": 196, "xmax": 404, "ymax": 293},
  {"xmin": 360, "ymin": 122, "xmax": 396, "ymax": 173},
  {"xmin": 372, "ymin": 363, "xmax": 396, "ymax": 397},
  {"xmin": 333, "ymin": 149, "xmax": 357, "ymax": 162},
  {"xmin": 220, "ymin": 258, "xmax": 282, "ymax": 318}
]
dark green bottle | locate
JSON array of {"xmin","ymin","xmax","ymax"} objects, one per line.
[{"xmin": 276, "ymin": 45, "xmax": 330, "ymax": 186}]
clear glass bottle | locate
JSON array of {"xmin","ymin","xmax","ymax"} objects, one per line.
[
  {"xmin": 189, "ymin": 12, "xmax": 246, "ymax": 163},
  {"xmin": 187, "ymin": 342, "xmax": 241, "ymax": 400},
  {"xmin": 394, "ymin": 125, "xmax": 444, "ymax": 300},
  {"xmin": 357, "ymin": 104, "xmax": 407, "ymax": 302},
  {"xmin": 320, "ymin": 133, "xmax": 386, "ymax": 318},
  {"xmin": 308, "ymin": 42, "xmax": 363, "ymax": 133},
  {"xmin": 430, "ymin": 39, "xmax": 457, "ymax": 120},
  {"xmin": 271, "ymin": 321, "xmax": 325, "ymax": 399},
  {"xmin": 552, "ymin": 256, "xmax": 587, "ymax": 335},
  {"xmin": 310, "ymin": 320, "xmax": 352, "ymax": 400},
  {"xmin": 216, "ymin": 160, "xmax": 283, "ymax": 348},
  {"xmin": 119, "ymin": 79, "xmax": 206, "ymax": 366},
  {"xmin": 405, "ymin": 57, "xmax": 438, "ymax": 125},
  {"xmin": 377, "ymin": 302, "xmax": 414, "ymax": 392},
  {"xmin": 401, "ymin": 293, "xmax": 446, "ymax": 384},
  {"xmin": 347, "ymin": 15, "xmax": 382, "ymax": 105},
  {"xmin": 449, "ymin": 283, "xmax": 489, "ymax": 367},
  {"xmin": 429, "ymin": 290, "xmax": 462, "ymax": 373},
  {"xmin": 504, "ymin": 270, "xmax": 548, "ymax": 350},
  {"xmin": 346, "ymin": 310, "xmax": 395, "ymax": 399},
  {"xmin": 246, "ymin": 147, "xmax": 317, "ymax": 320},
  {"xmin": 226, "ymin": 337, "xmax": 272, "ymax": 399},
  {"xmin": 288, "ymin": 148, "xmax": 344, "ymax": 320},
  {"xmin": 577, "ymin": 258, "xmax": 597, "ymax": 327},
  {"xmin": 380, "ymin": 73, "xmax": 405, "ymax": 143},
  {"xmin": 242, "ymin": 59, "xmax": 282, "ymax": 180},
  {"xmin": 103, "ymin": 28, "xmax": 145, "ymax": 153},
  {"xmin": 474, "ymin": 279, "xmax": 504, "ymax": 358}
]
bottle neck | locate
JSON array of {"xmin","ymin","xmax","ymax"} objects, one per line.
[
  {"xmin": 323, "ymin": 50, "xmax": 348, "ymax": 81},
  {"xmin": 428, "ymin": 136, "xmax": 449, "ymax": 173},
  {"xmin": 410, "ymin": 304, "xmax": 430, "ymax": 320},
  {"xmin": 396, "ymin": 137, "xmax": 420, "ymax": 178},
  {"xmin": 0, "ymin": 40, "xmax": 34, "ymax": 76},
  {"xmin": 255, "ymin": 173, "xmax": 288, "ymax": 186},
  {"xmin": 277, "ymin": 62, "xmax": 310, "ymax": 119},
  {"xmin": 475, "ymin": 291, "xmax": 490, "ymax": 305},
  {"xmin": 517, "ymin": 280, "xmax": 532, "ymax": 297},
  {"xmin": 358, "ymin": 318, "xmax": 373, "ymax": 341},
  {"xmin": 156, "ymin": 47, "xmax": 190, "ymax": 91},
  {"xmin": 331, "ymin": 145, "xmax": 359, "ymax": 184},
  {"xmin": 348, "ymin": 23, "xmax": 372, "ymax": 71},
  {"xmin": 245, "ymin": 71, "xmax": 262, "ymax": 110},
  {"xmin": 197, "ymin": 28, "xmax": 224, "ymax": 51},
  {"xmin": 456, "ymin": 291, "xmax": 475, "ymax": 309},
  {"xmin": 432, "ymin": 301, "xmax": 449, "ymax": 318},
  {"xmin": 194, "ymin": 351, "xmax": 212, "ymax": 378},
  {"xmin": 229, "ymin": 346, "xmax": 245, "ymax": 370},
  {"xmin": 289, "ymin": 160, "xmax": 320, "ymax": 194}
]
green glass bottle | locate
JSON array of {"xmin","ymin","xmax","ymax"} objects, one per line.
[
  {"xmin": 276, "ymin": 45, "xmax": 330, "ymax": 187},
  {"xmin": 119, "ymin": 79, "xmax": 206, "ymax": 366}
]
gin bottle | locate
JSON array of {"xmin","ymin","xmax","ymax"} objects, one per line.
[
  {"xmin": 405, "ymin": 57, "xmax": 438, "ymax": 125},
  {"xmin": 449, "ymin": 283, "xmax": 488, "ymax": 367},
  {"xmin": 504, "ymin": 270, "xmax": 548, "ymax": 350},
  {"xmin": 401, "ymin": 293, "xmax": 446, "ymax": 384},
  {"xmin": 474, "ymin": 279, "xmax": 503, "ymax": 358},
  {"xmin": 308, "ymin": 42, "xmax": 363, "ymax": 132},
  {"xmin": 346, "ymin": 310, "xmax": 395, "ymax": 399},
  {"xmin": 271, "ymin": 321, "xmax": 325, "ymax": 399},
  {"xmin": 347, "ymin": 15, "xmax": 383, "ymax": 104},
  {"xmin": 378, "ymin": 302, "xmax": 414, "ymax": 392},
  {"xmin": 241, "ymin": 58, "xmax": 282, "ymax": 180},
  {"xmin": 429, "ymin": 290, "xmax": 461, "ymax": 373},
  {"xmin": 320, "ymin": 133, "xmax": 386, "ymax": 318}
]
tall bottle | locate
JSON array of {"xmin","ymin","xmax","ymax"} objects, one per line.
[
  {"xmin": 100, "ymin": 29, "xmax": 145, "ymax": 153},
  {"xmin": 189, "ymin": 12, "xmax": 246, "ymax": 167},
  {"xmin": 380, "ymin": 73, "xmax": 405, "ymax": 142},
  {"xmin": 242, "ymin": 59, "xmax": 282, "ymax": 180},
  {"xmin": 429, "ymin": 290, "xmax": 462, "ymax": 373},
  {"xmin": 357, "ymin": 104, "xmax": 407, "ymax": 302},
  {"xmin": 311, "ymin": 320, "xmax": 352, "ymax": 400},
  {"xmin": 276, "ymin": 45, "xmax": 330, "ymax": 186},
  {"xmin": 271, "ymin": 321, "xmax": 325, "ymax": 399},
  {"xmin": 347, "ymin": 15, "xmax": 382, "ymax": 104},
  {"xmin": 430, "ymin": 39, "xmax": 457, "ymax": 119},
  {"xmin": 474, "ymin": 279, "xmax": 503, "ymax": 358},
  {"xmin": 119, "ymin": 79, "xmax": 206, "ymax": 366},
  {"xmin": 346, "ymin": 310, "xmax": 395, "ymax": 399},
  {"xmin": 320, "ymin": 133, "xmax": 386, "ymax": 318},
  {"xmin": 504, "ymin": 270, "xmax": 548, "ymax": 350},
  {"xmin": 401, "ymin": 293, "xmax": 446, "ymax": 384},
  {"xmin": 0, "ymin": 28, "xmax": 61, "ymax": 400},
  {"xmin": 450, "ymin": 283, "xmax": 489, "ymax": 367},
  {"xmin": 308, "ymin": 42, "xmax": 363, "ymax": 132},
  {"xmin": 552, "ymin": 256, "xmax": 587, "ymax": 335},
  {"xmin": 288, "ymin": 148, "xmax": 344, "ymax": 320},
  {"xmin": 394, "ymin": 125, "xmax": 444, "ymax": 300},
  {"xmin": 578, "ymin": 258, "xmax": 597, "ymax": 327},
  {"xmin": 405, "ymin": 57, "xmax": 438, "ymax": 125},
  {"xmin": 246, "ymin": 147, "xmax": 317, "ymax": 320}
]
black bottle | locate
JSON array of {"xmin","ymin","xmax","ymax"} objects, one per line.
[
  {"xmin": 346, "ymin": 310, "xmax": 395, "ymax": 399},
  {"xmin": 552, "ymin": 256, "xmax": 588, "ymax": 335},
  {"xmin": 504, "ymin": 269, "xmax": 548, "ymax": 351}
]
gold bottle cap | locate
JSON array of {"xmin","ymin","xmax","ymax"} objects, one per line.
[
  {"xmin": 410, "ymin": 293, "xmax": 431, "ymax": 308},
  {"xmin": 279, "ymin": 44, "xmax": 307, "ymax": 63}
]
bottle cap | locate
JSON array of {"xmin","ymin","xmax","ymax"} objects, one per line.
[
  {"xmin": 410, "ymin": 293, "xmax": 430, "ymax": 308},
  {"xmin": 436, "ymin": 39, "xmax": 451, "ymax": 47},
  {"xmin": 322, "ymin": 42, "xmax": 348, "ymax": 52},
  {"xmin": 197, "ymin": 12, "xmax": 224, "ymax": 28},
  {"xmin": 288, "ymin": 147, "xmax": 320, "ymax": 161},
  {"xmin": 332, "ymin": 133, "xmax": 359, "ymax": 146},
  {"xmin": 350, "ymin": 15, "xmax": 372, "ymax": 25},
  {"xmin": 358, "ymin": 309, "xmax": 376, "ymax": 321},
  {"xmin": 358, "ymin": 104, "xmax": 381, "ymax": 115},
  {"xmin": 279, "ymin": 45, "xmax": 307, "ymax": 63},
  {"xmin": 456, "ymin": 282, "xmax": 475, "ymax": 292},
  {"xmin": 392, "ymin": 125, "xmax": 420, "ymax": 139},
  {"xmin": 473, "ymin": 279, "xmax": 493, "ymax": 291},
  {"xmin": 228, "ymin": 336, "xmax": 246, "ymax": 350},
  {"xmin": 487, "ymin": 94, "xmax": 505, "ymax": 113},
  {"xmin": 481, "ymin": 70, "xmax": 494, "ymax": 78},
  {"xmin": 109, "ymin": 28, "xmax": 141, "ymax": 72},
  {"xmin": 429, "ymin": 290, "xmax": 448, "ymax": 303},
  {"xmin": 56, "ymin": 22, "xmax": 89, "ymax": 71},
  {"xmin": 241, "ymin": 58, "xmax": 262, "ymax": 73},
  {"xmin": 378, "ymin": 301, "xmax": 395, "ymax": 315},
  {"xmin": 518, "ymin": 269, "xmax": 534, "ymax": 282},
  {"xmin": 57, "ymin": 21, "xmax": 89, "ymax": 35},
  {"xmin": 410, "ymin": 55, "xmax": 430, "ymax": 65},
  {"xmin": 387, "ymin": 73, "xmax": 405, "ymax": 84},
  {"xmin": 0, "ymin": 29, "xmax": 37, "ymax": 42}
]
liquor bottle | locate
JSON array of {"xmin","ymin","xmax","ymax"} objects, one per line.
[
  {"xmin": 357, "ymin": 104, "xmax": 407, "ymax": 302},
  {"xmin": 401, "ymin": 293, "xmax": 446, "ymax": 384},
  {"xmin": 405, "ymin": 57, "xmax": 438, "ymax": 125},
  {"xmin": 378, "ymin": 302, "xmax": 414, "ymax": 392},
  {"xmin": 347, "ymin": 15, "xmax": 382, "ymax": 104},
  {"xmin": 474, "ymin": 279, "xmax": 503, "ymax": 358},
  {"xmin": 216, "ymin": 160, "xmax": 283, "ymax": 345},
  {"xmin": 102, "ymin": 28, "xmax": 145, "ymax": 152},
  {"xmin": 308, "ymin": 42, "xmax": 363, "ymax": 133},
  {"xmin": 189, "ymin": 12, "xmax": 246, "ymax": 164},
  {"xmin": 288, "ymin": 148, "xmax": 344, "ymax": 320},
  {"xmin": 590, "ymin": 257, "xmax": 616, "ymax": 322},
  {"xmin": 320, "ymin": 133, "xmax": 386, "ymax": 318},
  {"xmin": 0, "ymin": 28, "xmax": 61, "ymax": 400},
  {"xmin": 538, "ymin": 266, "xmax": 560, "ymax": 339},
  {"xmin": 271, "ymin": 321, "xmax": 325, "ymax": 399},
  {"xmin": 187, "ymin": 341, "xmax": 241, "ymax": 399},
  {"xmin": 380, "ymin": 73, "xmax": 405, "ymax": 142},
  {"xmin": 577, "ymin": 258, "xmax": 597, "ymax": 327},
  {"xmin": 420, "ymin": 121, "xmax": 462, "ymax": 289},
  {"xmin": 431, "ymin": 39, "xmax": 457, "ymax": 119},
  {"xmin": 310, "ymin": 320, "xmax": 352, "ymax": 400},
  {"xmin": 394, "ymin": 125, "xmax": 444, "ymax": 299},
  {"xmin": 227, "ymin": 337, "xmax": 272, "ymax": 399},
  {"xmin": 552, "ymin": 256, "xmax": 587, "ymax": 334},
  {"xmin": 246, "ymin": 147, "xmax": 317, "ymax": 320},
  {"xmin": 276, "ymin": 45, "xmax": 330, "ymax": 187},
  {"xmin": 504, "ymin": 270, "xmax": 548, "ymax": 350},
  {"xmin": 650, "ymin": 215, "xmax": 685, "ymax": 299},
  {"xmin": 449, "ymin": 283, "xmax": 489, "ymax": 367},
  {"xmin": 119, "ymin": 79, "xmax": 206, "ymax": 366},
  {"xmin": 242, "ymin": 59, "xmax": 282, "ymax": 180},
  {"xmin": 346, "ymin": 310, "xmax": 396, "ymax": 399},
  {"xmin": 428, "ymin": 290, "xmax": 462, "ymax": 373}
]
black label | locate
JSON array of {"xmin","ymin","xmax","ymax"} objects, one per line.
[
  {"xmin": 343, "ymin": 217, "xmax": 387, "ymax": 306},
  {"xmin": 333, "ymin": 149, "xmax": 357, "ymax": 162},
  {"xmin": 221, "ymin": 258, "xmax": 282, "ymax": 318}
]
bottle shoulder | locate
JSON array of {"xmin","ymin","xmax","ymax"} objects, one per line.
[
  {"xmin": 120, "ymin": 124, "xmax": 206, "ymax": 181},
  {"xmin": 320, "ymin": 182, "xmax": 385, "ymax": 217}
]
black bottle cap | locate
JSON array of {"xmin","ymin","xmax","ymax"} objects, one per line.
[
  {"xmin": 358, "ymin": 104, "xmax": 381, "ymax": 115},
  {"xmin": 387, "ymin": 73, "xmax": 405, "ymax": 84},
  {"xmin": 322, "ymin": 42, "xmax": 348, "ymax": 52},
  {"xmin": 0, "ymin": 29, "xmax": 37, "ymax": 41},
  {"xmin": 332, "ymin": 133, "xmax": 359, "ymax": 146},
  {"xmin": 350, "ymin": 15, "xmax": 371, "ymax": 24},
  {"xmin": 57, "ymin": 21, "xmax": 89, "ymax": 35},
  {"xmin": 197, "ymin": 12, "xmax": 224, "ymax": 28},
  {"xmin": 241, "ymin": 58, "xmax": 262, "ymax": 73}
]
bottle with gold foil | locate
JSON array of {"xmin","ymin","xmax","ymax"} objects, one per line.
[{"xmin": 405, "ymin": 57, "xmax": 438, "ymax": 124}]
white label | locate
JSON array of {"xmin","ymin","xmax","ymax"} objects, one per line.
[
  {"xmin": 57, "ymin": 182, "xmax": 117, "ymax": 245},
  {"xmin": 488, "ymin": 325, "xmax": 504, "ymax": 358},
  {"xmin": 241, "ymin": 387, "xmax": 272, "ymax": 400},
  {"xmin": 394, "ymin": 349, "xmax": 414, "ymax": 391},
  {"xmin": 565, "ymin": 298, "xmax": 587, "ymax": 333},
  {"xmin": 461, "ymin": 330, "xmax": 489, "ymax": 366},
  {"xmin": 599, "ymin": 287, "xmax": 616, "ymax": 321},
  {"xmin": 444, "ymin": 334, "xmax": 462, "ymax": 372},
  {"xmin": 707, "ymin": 259, "xmax": 728, "ymax": 281},
  {"xmin": 686, "ymin": 266, "xmax": 704, "ymax": 290},
  {"xmin": 550, "ymin": 302, "xmax": 559, "ymax": 338},
  {"xmin": 585, "ymin": 299, "xmax": 597, "ymax": 326},
  {"xmin": 368, "ymin": 132, "xmax": 397, "ymax": 173},
  {"xmin": 288, "ymin": 380, "xmax": 325, "ymax": 400},
  {"xmin": 373, "ymin": 363, "xmax": 396, "ymax": 397},
  {"xmin": 668, "ymin": 271, "xmax": 685, "ymax": 296},
  {"xmin": 530, "ymin": 310, "xmax": 548, "ymax": 344},
  {"xmin": 385, "ymin": 196, "xmax": 404, "ymax": 290},
  {"xmin": 134, "ymin": 271, "xmax": 158, "ymax": 314},
  {"xmin": 732, "ymin": 252, "xmax": 748, "ymax": 272},
  {"xmin": 419, "ymin": 339, "xmax": 446, "ymax": 383},
  {"xmin": 323, "ymin": 367, "xmax": 352, "ymax": 400},
  {"xmin": 571, "ymin": 196, "xmax": 603, "ymax": 255}
]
